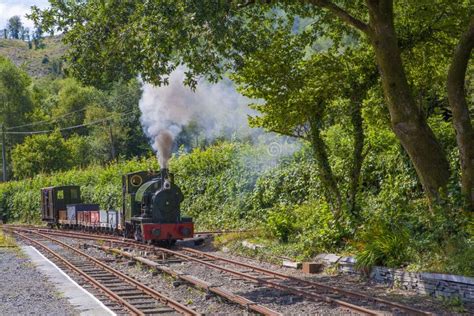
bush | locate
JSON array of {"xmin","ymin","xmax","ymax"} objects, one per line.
[
  {"xmin": 355, "ymin": 221, "xmax": 412, "ymax": 269},
  {"xmin": 266, "ymin": 204, "xmax": 296, "ymax": 242}
]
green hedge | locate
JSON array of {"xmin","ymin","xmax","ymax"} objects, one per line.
[{"xmin": 0, "ymin": 142, "xmax": 308, "ymax": 229}]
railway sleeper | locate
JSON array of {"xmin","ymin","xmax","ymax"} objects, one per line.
[{"xmin": 114, "ymin": 289, "xmax": 146, "ymax": 296}]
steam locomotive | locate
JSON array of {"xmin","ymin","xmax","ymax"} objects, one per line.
[
  {"xmin": 41, "ymin": 168, "xmax": 193, "ymax": 244},
  {"xmin": 122, "ymin": 168, "xmax": 193, "ymax": 243}
]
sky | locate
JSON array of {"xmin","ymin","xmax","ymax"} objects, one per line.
[{"xmin": 0, "ymin": 0, "xmax": 49, "ymax": 30}]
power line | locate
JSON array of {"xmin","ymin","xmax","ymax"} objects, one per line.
[
  {"xmin": 6, "ymin": 90, "xmax": 140, "ymax": 131},
  {"xmin": 4, "ymin": 110, "xmax": 135, "ymax": 135},
  {"xmin": 6, "ymin": 107, "xmax": 89, "ymax": 130}
]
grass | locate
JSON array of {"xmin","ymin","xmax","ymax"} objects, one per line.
[
  {"xmin": 0, "ymin": 228, "xmax": 18, "ymax": 248},
  {"xmin": 0, "ymin": 36, "xmax": 67, "ymax": 78}
]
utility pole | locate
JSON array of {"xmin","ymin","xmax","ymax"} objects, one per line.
[
  {"xmin": 2, "ymin": 125, "xmax": 7, "ymax": 182},
  {"xmin": 108, "ymin": 122, "xmax": 116, "ymax": 161}
]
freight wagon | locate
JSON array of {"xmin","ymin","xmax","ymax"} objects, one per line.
[{"xmin": 41, "ymin": 186, "xmax": 120, "ymax": 231}]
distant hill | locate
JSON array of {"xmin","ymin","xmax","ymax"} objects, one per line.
[{"xmin": 0, "ymin": 35, "xmax": 67, "ymax": 77}]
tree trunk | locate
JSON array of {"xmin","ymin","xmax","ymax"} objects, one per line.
[
  {"xmin": 447, "ymin": 16, "xmax": 474, "ymax": 211},
  {"xmin": 309, "ymin": 116, "xmax": 342, "ymax": 214},
  {"xmin": 348, "ymin": 96, "xmax": 364, "ymax": 218},
  {"xmin": 366, "ymin": 0, "xmax": 450, "ymax": 200}
]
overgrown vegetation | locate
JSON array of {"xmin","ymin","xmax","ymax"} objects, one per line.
[
  {"xmin": 1, "ymin": 140, "xmax": 472, "ymax": 276},
  {"xmin": 0, "ymin": 2, "xmax": 472, "ymax": 279}
]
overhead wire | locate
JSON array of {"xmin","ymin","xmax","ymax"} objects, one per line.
[
  {"xmin": 5, "ymin": 89, "xmax": 141, "ymax": 131},
  {"xmin": 4, "ymin": 109, "xmax": 136, "ymax": 135},
  {"xmin": 5, "ymin": 107, "xmax": 89, "ymax": 130}
]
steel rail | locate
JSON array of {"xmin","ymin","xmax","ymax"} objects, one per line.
[
  {"xmin": 94, "ymin": 244, "xmax": 282, "ymax": 316},
  {"xmin": 13, "ymin": 231, "xmax": 144, "ymax": 316},
  {"xmin": 180, "ymin": 247, "xmax": 433, "ymax": 316},
  {"xmin": 19, "ymin": 230, "xmax": 199, "ymax": 316},
  {"xmin": 2, "ymin": 224, "xmax": 250, "ymax": 238}
]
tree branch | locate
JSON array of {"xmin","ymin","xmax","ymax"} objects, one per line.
[{"xmin": 307, "ymin": 0, "xmax": 371, "ymax": 34}]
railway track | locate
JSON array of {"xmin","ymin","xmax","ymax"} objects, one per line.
[
  {"xmin": 13, "ymin": 230, "xmax": 198, "ymax": 316},
  {"xmin": 9, "ymin": 227, "xmax": 280, "ymax": 315},
  {"xmin": 10, "ymin": 227, "xmax": 433, "ymax": 315},
  {"xmin": 2, "ymin": 224, "xmax": 247, "ymax": 238}
]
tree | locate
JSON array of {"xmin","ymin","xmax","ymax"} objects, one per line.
[
  {"xmin": 232, "ymin": 24, "xmax": 376, "ymax": 217},
  {"xmin": 104, "ymin": 79, "xmax": 149, "ymax": 159},
  {"xmin": 447, "ymin": 17, "xmax": 474, "ymax": 210},
  {"xmin": 0, "ymin": 56, "xmax": 33, "ymax": 128},
  {"xmin": 30, "ymin": 0, "xmax": 472, "ymax": 203},
  {"xmin": 6, "ymin": 16, "xmax": 23, "ymax": 40},
  {"xmin": 84, "ymin": 105, "xmax": 128, "ymax": 162},
  {"xmin": 52, "ymin": 78, "xmax": 102, "ymax": 133},
  {"xmin": 0, "ymin": 56, "xmax": 34, "ymax": 180},
  {"xmin": 11, "ymin": 130, "xmax": 71, "ymax": 179},
  {"xmin": 32, "ymin": 27, "xmax": 45, "ymax": 49}
]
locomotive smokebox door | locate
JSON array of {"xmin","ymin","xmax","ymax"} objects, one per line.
[{"xmin": 152, "ymin": 188, "xmax": 183, "ymax": 222}]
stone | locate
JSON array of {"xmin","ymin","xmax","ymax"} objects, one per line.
[
  {"xmin": 282, "ymin": 260, "xmax": 302, "ymax": 269},
  {"xmin": 339, "ymin": 256, "xmax": 356, "ymax": 264},
  {"xmin": 241, "ymin": 240, "xmax": 264, "ymax": 250}
]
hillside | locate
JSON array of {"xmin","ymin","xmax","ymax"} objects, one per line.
[{"xmin": 0, "ymin": 35, "xmax": 67, "ymax": 77}]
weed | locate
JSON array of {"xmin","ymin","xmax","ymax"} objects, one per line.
[
  {"xmin": 437, "ymin": 295, "xmax": 466, "ymax": 313},
  {"xmin": 0, "ymin": 229, "xmax": 17, "ymax": 248}
]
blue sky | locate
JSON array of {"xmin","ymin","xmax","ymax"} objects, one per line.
[{"xmin": 0, "ymin": 0, "xmax": 50, "ymax": 30}]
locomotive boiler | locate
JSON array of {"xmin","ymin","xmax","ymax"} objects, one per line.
[{"xmin": 122, "ymin": 168, "xmax": 193, "ymax": 243}]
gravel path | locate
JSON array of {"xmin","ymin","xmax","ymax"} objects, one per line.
[{"xmin": 0, "ymin": 248, "xmax": 79, "ymax": 316}]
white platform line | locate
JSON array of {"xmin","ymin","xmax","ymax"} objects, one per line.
[{"xmin": 24, "ymin": 245, "xmax": 116, "ymax": 316}]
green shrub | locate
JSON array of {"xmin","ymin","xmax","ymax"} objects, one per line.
[
  {"xmin": 355, "ymin": 221, "xmax": 412, "ymax": 269},
  {"xmin": 266, "ymin": 204, "xmax": 296, "ymax": 242}
]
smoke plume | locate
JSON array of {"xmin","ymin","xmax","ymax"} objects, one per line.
[
  {"xmin": 154, "ymin": 130, "xmax": 173, "ymax": 168},
  {"xmin": 139, "ymin": 66, "xmax": 256, "ymax": 163}
]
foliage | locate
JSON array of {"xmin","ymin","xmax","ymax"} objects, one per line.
[
  {"xmin": 266, "ymin": 205, "xmax": 296, "ymax": 243},
  {"xmin": 30, "ymin": 0, "xmax": 474, "ymax": 206},
  {"xmin": 0, "ymin": 0, "xmax": 471, "ymax": 277},
  {"xmin": 355, "ymin": 221, "xmax": 412, "ymax": 269},
  {"xmin": 6, "ymin": 16, "xmax": 23, "ymax": 40},
  {"xmin": 11, "ymin": 130, "xmax": 70, "ymax": 178},
  {"xmin": 1, "ymin": 140, "xmax": 473, "ymax": 276},
  {"xmin": 0, "ymin": 55, "xmax": 33, "ymax": 131}
]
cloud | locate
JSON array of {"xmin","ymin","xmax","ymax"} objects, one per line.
[{"xmin": 0, "ymin": 1, "xmax": 49, "ymax": 30}]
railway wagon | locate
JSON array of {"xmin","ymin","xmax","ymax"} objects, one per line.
[
  {"xmin": 41, "ymin": 186, "xmax": 120, "ymax": 231},
  {"xmin": 41, "ymin": 186, "xmax": 82, "ymax": 227}
]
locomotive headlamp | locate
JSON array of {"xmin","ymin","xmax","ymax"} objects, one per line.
[
  {"xmin": 163, "ymin": 180, "xmax": 171, "ymax": 190},
  {"xmin": 152, "ymin": 228, "xmax": 161, "ymax": 236},
  {"xmin": 130, "ymin": 175, "xmax": 142, "ymax": 186}
]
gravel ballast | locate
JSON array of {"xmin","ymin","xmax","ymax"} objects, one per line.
[{"xmin": 0, "ymin": 248, "xmax": 79, "ymax": 316}]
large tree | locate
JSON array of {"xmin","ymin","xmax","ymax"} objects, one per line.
[
  {"xmin": 6, "ymin": 16, "xmax": 23, "ymax": 40},
  {"xmin": 30, "ymin": 0, "xmax": 473, "ymax": 205},
  {"xmin": 447, "ymin": 17, "xmax": 474, "ymax": 210}
]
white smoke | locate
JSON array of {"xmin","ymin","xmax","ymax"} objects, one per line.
[
  {"xmin": 138, "ymin": 66, "xmax": 300, "ymax": 169},
  {"xmin": 139, "ymin": 66, "xmax": 255, "ymax": 151}
]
